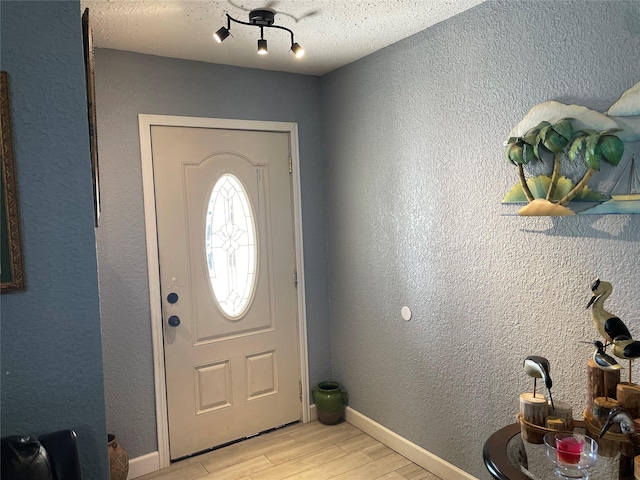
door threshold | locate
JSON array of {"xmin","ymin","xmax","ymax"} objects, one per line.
[{"xmin": 170, "ymin": 420, "xmax": 301, "ymax": 463}]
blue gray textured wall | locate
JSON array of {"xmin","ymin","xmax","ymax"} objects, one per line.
[
  {"xmin": 94, "ymin": 50, "xmax": 330, "ymax": 458},
  {"xmin": 0, "ymin": 2, "xmax": 108, "ymax": 479},
  {"xmin": 321, "ymin": 0, "xmax": 640, "ymax": 478}
]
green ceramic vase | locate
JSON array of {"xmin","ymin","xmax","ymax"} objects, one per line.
[{"xmin": 313, "ymin": 381, "xmax": 347, "ymax": 425}]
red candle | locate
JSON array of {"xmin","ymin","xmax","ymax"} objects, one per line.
[{"xmin": 557, "ymin": 436, "xmax": 584, "ymax": 464}]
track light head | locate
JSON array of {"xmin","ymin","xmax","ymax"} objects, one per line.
[
  {"xmin": 291, "ymin": 43, "xmax": 304, "ymax": 58},
  {"xmin": 257, "ymin": 38, "xmax": 268, "ymax": 55},
  {"xmin": 213, "ymin": 26, "xmax": 230, "ymax": 43}
]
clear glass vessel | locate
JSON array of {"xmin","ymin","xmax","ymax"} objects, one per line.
[{"xmin": 543, "ymin": 432, "xmax": 598, "ymax": 479}]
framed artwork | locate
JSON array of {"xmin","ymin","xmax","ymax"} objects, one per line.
[
  {"xmin": 1, "ymin": 71, "xmax": 25, "ymax": 293},
  {"xmin": 83, "ymin": 8, "xmax": 100, "ymax": 227}
]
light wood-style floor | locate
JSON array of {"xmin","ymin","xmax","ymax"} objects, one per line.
[{"xmin": 138, "ymin": 420, "xmax": 442, "ymax": 480}]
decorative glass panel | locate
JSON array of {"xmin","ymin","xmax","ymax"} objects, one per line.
[{"xmin": 205, "ymin": 174, "xmax": 257, "ymax": 318}]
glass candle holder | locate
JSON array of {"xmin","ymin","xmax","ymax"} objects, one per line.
[{"xmin": 543, "ymin": 432, "xmax": 598, "ymax": 479}]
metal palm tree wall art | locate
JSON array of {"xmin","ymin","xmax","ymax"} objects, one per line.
[{"xmin": 503, "ymin": 82, "xmax": 640, "ymax": 216}]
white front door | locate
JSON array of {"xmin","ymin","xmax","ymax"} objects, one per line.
[{"xmin": 150, "ymin": 125, "xmax": 301, "ymax": 459}]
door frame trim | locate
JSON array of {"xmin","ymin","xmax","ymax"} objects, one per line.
[{"xmin": 138, "ymin": 114, "xmax": 310, "ymax": 468}]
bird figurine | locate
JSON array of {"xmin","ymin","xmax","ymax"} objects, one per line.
[
  {"xmin": 523, "ymin": 355, "xmax": 555, "ymax": 410},
  {"xmin": 587, "ymin": 278, "xmax": 632, "ymax": 346},
  {"xmin": 583, "ymin": 340, "xmax": 622, "ymax": 371},
  {"xmin": 600, "ymin": 406, "xmax": 640, "ymax": 476},
  {"xmin": 583, "ymin": 340, "xmax": 621, "ymax": 400},
  {"xmin": 600, "ymin": 407, "xmax": 638, "ymax": 441},
  {"xmin": 612, "ymin": 335, "xmax": 640, "ymax": 384}
]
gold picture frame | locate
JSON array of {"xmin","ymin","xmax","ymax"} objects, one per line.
[{"xmin": 1, "ymin": 71, "xmax": 26, "ymax": 293}]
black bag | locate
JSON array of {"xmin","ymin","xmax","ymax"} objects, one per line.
[{"xmin": 1, "ymin": 436, "xmax": 54, "ymax": 480}]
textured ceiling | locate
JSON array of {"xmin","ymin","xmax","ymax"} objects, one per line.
[{"xmin": 80, "ymin": 0, "xmax": 485, "ymax": 76}]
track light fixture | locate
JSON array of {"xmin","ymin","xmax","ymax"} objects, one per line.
[{"xmin": 213, "ymin": 9, "xmax": 304, "ymax": 58}]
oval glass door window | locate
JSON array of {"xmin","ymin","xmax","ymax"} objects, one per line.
[{"xmin": 205, "ymin": 174, "xmax": 257, "ymax": 319}]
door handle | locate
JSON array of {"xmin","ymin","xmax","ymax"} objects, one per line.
[{"xmin": 168, "ymin": 315, "xmax": 181, "ymax": 327}]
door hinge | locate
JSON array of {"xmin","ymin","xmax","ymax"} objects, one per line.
[
  {"xmin": 299, "ymin": 381, "xmax": 302, "ymax": 400},
  {"xmin": 294, "ymin": 270, "xmax": 298, "ymax": 288},
  {"xmin": 289, "ymin": 156, "xmax": 292, "ymax": 174}
]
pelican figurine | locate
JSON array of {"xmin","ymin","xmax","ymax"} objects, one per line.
[
  {"xmin": 524, "ymin": 355, "xmax": 555, "ymax": 410},
  {"xmin": 612, "ymin": 335, "xmax": 640, "ymax": 384},
  {"xmin": 587, "ymin": 279, "xmax": 632, "ymax": 346}
]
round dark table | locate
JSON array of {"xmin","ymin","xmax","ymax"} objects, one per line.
[
  {"xmin": 483, "ymin": 423, "xmax": 531, "ymax": 480},
  {"xmin": 482, "ymin": 421, "xmax": 622, "ymax": 480}
]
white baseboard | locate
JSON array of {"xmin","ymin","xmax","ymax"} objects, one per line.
[
  {"xmin": 309, "ymin": 403, "xmax": 317, "ymax": 421},
  {"xmin": 127, "ymin": 451, "xmax": 160, "ymax": 479},
  {"xmin": 344, "ymin": 406, "xmax": 479, "ymax": 480}
]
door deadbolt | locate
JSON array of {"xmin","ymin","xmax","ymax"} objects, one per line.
[{"xmin": 167, "ymin": 292, "xmax": 179, "ymax": 304}]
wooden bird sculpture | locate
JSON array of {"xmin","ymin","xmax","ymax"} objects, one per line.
[
  {"xmin": 524, "ymin": 355, "xmax": 555, "ymax": 410},
  {"xmin": 601, "ymin": 407, "xmax": 640, "ymax": 480},
  {"xmin": 587, "ymin": 278, "xmax": 632, "ymax": 346},
  {"xmin": 584, "ymin": 340, "xmax": 622, "ymax": 371},
  {"xmin": 600, "ymin": 407, "xmax": 638, "ymax": 441},
  {"xmin": 612, "ymin": 335, "xmax": 640, "ymax": 384},
  {"xmin": 587, "ymin": 279, "xmax": 639, "ymax": 383},
  {"xmin": 583, "ymin": 340, "xmax": 621, "ymax": 400}
]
